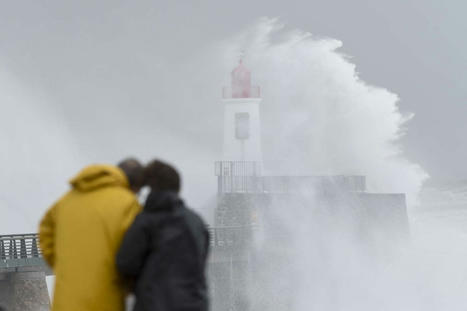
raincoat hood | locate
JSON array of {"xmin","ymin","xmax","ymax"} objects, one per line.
[
  {"xmin": 39, "ymin": 163, "xmax": 142, "ymax": 311},
  {"xmin": 70, "ymin": 164, "xmax": 129, "ymax": 192}
]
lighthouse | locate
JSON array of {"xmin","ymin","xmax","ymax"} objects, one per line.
[
  {"xmin": 222, "ymin": 60, "xmax": 262, "ymax": 163},
  {"xmin": 215, "ymin": 60, "xmax": 263, "ymax": 195},
  {"xmin": 209, "ymin": 61, "xmax": 410, "ymax": 311}
]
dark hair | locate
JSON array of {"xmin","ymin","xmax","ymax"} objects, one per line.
[
  {"xmin": 118, "ymin": 158, "xmax": 145, "ymax": 192},
  {"xmin": 145, "ymin": 159, "xmax": 181, "ymax": 193}
]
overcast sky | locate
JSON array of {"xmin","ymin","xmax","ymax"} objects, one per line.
[{"xmin": 0, "ymin": 0, "xmax": 465, "ymax": 182}]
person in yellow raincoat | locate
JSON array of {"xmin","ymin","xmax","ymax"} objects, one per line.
[{"xmin": 39, "ymin": 159, "xmax": 144, "ymax": 311}]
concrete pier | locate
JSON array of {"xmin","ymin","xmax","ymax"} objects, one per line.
[
  {"xmin": 0, "ymin": 234, "xmax": 51, "ymax": 310},
  {"xmin": 0, "ymin": 271, "xmax": 50, "ymax": 311}
]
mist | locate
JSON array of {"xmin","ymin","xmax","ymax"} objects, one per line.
[
  {"xmin": 0, "ymin": 71, "xmax": 82, "ymax": 233},
  {"xmin": 218, "ymin": 19, "xmax": 465, "ymax": 309},
  {"xmin": 212, "ymin": 18, "xmax": 467, "ymax": 310},
  {"xmin": 1, "ymin": 16, "xmax": 426, "ymax": 232},
  {"xmin": 1, "ymin": 9, "xmax": 466, "ymax": 309}
]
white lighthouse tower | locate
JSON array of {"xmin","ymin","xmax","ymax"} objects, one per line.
[
  {"xmin": 222, "ymin": 60, "xmax": 262, "ymax": 163},
  {"xmin": 215, "ymin": 60, "xmax": 262, "ymax": 194}
]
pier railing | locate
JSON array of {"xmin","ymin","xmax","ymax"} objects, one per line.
[
  {"xmin": 216, "ymin": 172, "xmax": 366, "ymax": 194},
  {"xmin": 0, "ymin": 233, "xmax": 45, "ymax": 270}
]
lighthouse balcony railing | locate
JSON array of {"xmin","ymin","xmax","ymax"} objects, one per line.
[
  {"xmin": 222, "ymin": 86, "xmax": 261, "ymax": 99},
  {"xmin": 215, "ymin": 161, "xmax": 262, "ymax": 177}
]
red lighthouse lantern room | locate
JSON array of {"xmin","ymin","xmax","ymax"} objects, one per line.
[{"xmin": 231, "ymin": 60, "xmax": 252, "ymax": 98}]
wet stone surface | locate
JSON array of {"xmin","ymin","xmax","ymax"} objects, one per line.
[{"xmin": 0, "ymin": 272, "xmax": 50, "ymax": 311}]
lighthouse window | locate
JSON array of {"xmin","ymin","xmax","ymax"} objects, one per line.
[{"xmin": 235, "ymin": 112, "xmax": 250, "ymax": 140}]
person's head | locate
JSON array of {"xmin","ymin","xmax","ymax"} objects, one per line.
[
  {"xmin": 145, "ymin": 159, "xmax": 181, "ymax": 193},
  {"xmin": 118, "ymin": 158, "xmax": 145, "ymax": 193}
]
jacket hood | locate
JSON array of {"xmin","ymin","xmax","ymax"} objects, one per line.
[
  {"xmin": 144, "ymin": 191, "xmax": 182, "ymax": 211},
  {"xmin": 70, "ymin": 164, "xmax": 129, "ymax": 192}
]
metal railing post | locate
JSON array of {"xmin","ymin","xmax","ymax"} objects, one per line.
[
  {"xmin": 32, "ymin": 237, "xmax": 39, "ymax": 258},
  {"xmin": 0, "ymin": 240, "xmax": 5, "ymax": 260},
  {"xmin": 10, "ymin": 239, "xmax": 17, "ymax": 259}
]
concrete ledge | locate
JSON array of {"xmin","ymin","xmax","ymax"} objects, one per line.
[{"xmin": 0, "ymin": 271, "xmax": 50, "ymax": 311}]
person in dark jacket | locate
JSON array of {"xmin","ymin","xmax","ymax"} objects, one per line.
[{"xmin": 116, "ymin": 159, "xmax": 210, "ymax": 311}]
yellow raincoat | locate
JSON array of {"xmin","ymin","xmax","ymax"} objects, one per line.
[{"xmin": 39, "ymin": 164, "xmax": 141, "ymax": 311}]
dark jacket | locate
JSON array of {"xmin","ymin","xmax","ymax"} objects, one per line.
[{"xmin": 116, "ymin": 191, "xmax": 210, "ymax": 311}]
